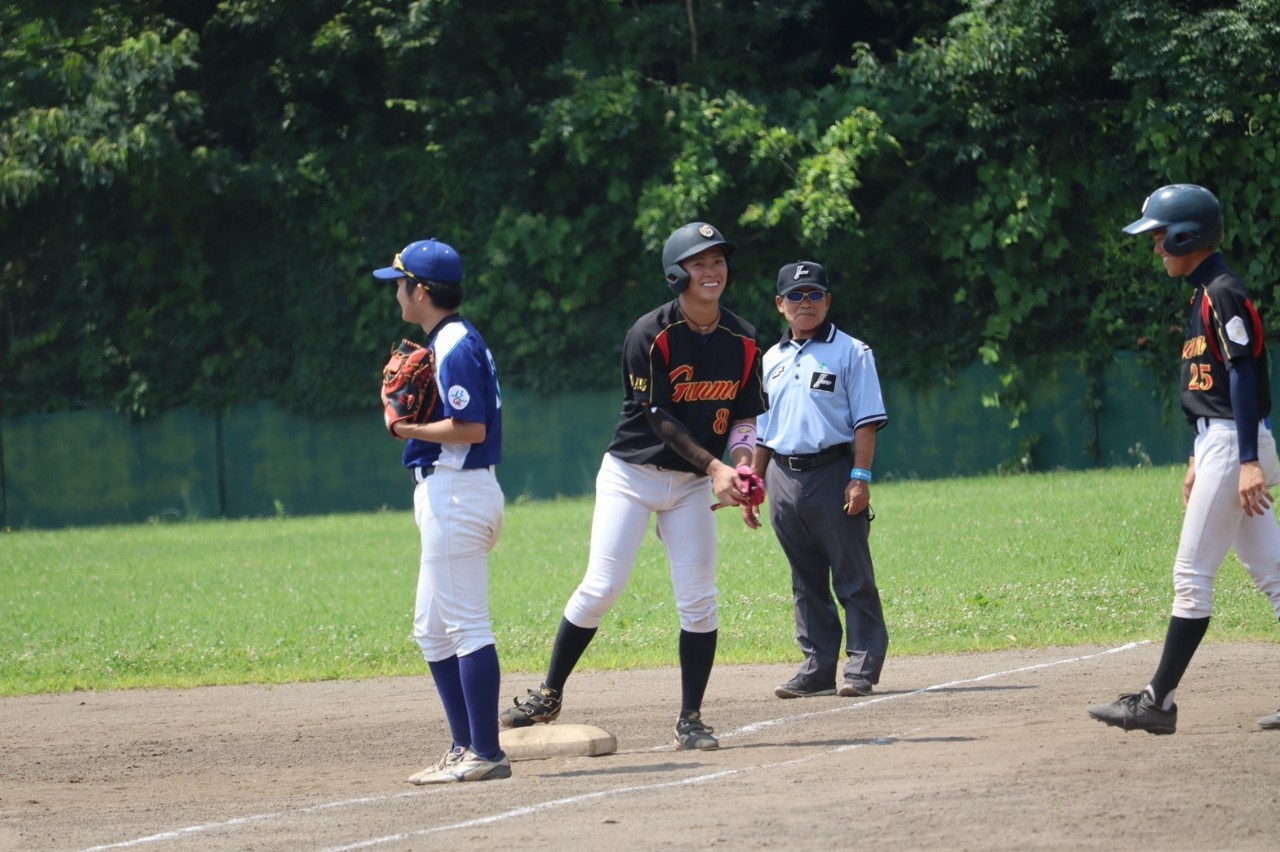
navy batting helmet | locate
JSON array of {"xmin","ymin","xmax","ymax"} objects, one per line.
[
  {"xmin": 1122, "ymin": 184, "xmax": 1223, "ymax": 256},
  {"xmin": 662, "ymin": 222, "xmax": 736, "ymax": 294}
]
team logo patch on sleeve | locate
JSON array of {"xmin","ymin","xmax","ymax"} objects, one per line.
[
  {"xmin": 1226, "ymin": 315, "xmax": 1250, "ymax": 346},
  {"xmin": 809, "ymin": 371, "xmax": 837, "ymax": 393},
  {"xmin": 448, "ymin": 386, "xmax": 471, "ymax": 410}
]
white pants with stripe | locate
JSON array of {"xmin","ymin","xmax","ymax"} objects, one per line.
[
  {"xmin": 1173, "ymin": 419, "xmax": 1280, "ymax": 619},
  {"xmin": 563, "ymin": 453, "xmax": 719, "ymax": 633}
]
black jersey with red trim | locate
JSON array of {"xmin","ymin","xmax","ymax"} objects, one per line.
[
  {"xmin": 607, "ymin": 299, "xmax": 766, "ymax": 474},
  {"xmin": 1180, "ymin": 253, "xmax": 1270, "ymax": 424}
]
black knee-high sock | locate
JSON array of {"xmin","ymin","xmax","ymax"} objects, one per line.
[
  {"xmin": 545, "ymin": 617, "xmax": 597, "ymax": 693},
  {"xmin": 679, "ymin": 628, "xmax": 718, "ymax": 714},
  {"xmin": 1149, "ymin": 615, "xmax": 1210, "ymax": 706}
]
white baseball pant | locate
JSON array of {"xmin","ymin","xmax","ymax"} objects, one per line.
[
  {"xmin": 1173, "ymin": 418, "xmax": 1280, "ymax": 619},
  {"xmin": 563, "ymin": 453, "xmax": 719, "ymax": 633},
  {"xmin": 413, "ymin": 466, "xmax": 505, "ymax": 661}
]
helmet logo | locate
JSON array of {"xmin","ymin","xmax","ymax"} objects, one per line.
[
  {"xmin": 698, "ymin": 224, "xmax": 715, "ymax": 238},
  {"xmin": 794, "ymin": 264, "xmax": 808, "ymax": 280}
]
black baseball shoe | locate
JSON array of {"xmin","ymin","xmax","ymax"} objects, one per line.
[
  {"xmin": 838, "ymin": 676, "xmax": 874, "ymax": 697},
  {"xmin": 1086, "ymin": 691, "xmax": 1177, "ymax": 735},
  {"xmin": 674, "ymin": 711, "xmax": 719, "ymax": 750},
  {"xmin": 774, "ymin": 673, "xmax": 836, "ymax": 699},
  {"xmin": 499, "ymin": 683, "xmax": 562, "ymax": 729}
]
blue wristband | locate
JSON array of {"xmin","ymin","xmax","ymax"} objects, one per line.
[{"xmin": 850, "ymin": 467, "xmax": 872, "ymax": 482}]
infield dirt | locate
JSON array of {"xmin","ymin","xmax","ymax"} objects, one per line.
[{"xmin": 4, "ymin": 642, "xmax": 1280, "ymax": 851}]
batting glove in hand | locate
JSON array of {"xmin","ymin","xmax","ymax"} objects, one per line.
[
  {"xmin": 736, "ymin": 464, "xmax": 766, "ymax": 507},
  {"xmin": 711, "ymin": 464, "xmax": 766, "ymax": 511},
  {"xmin": 381, "ymin": 339, "xmax": 438, "ymax": 438}
]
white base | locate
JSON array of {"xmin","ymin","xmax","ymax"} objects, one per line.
[{"xmin": 499, "ymin": 723, "xmax": 618, "ymax": 761}]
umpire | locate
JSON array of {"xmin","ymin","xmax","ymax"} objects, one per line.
[{"xmin": 747, "ymin": 261, "xmax": 890, "ymax": 699}]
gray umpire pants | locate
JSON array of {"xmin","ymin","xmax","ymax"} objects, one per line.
[{"xmin": 767, "ymin": 456, "xmax": 888, "ymax": 684}]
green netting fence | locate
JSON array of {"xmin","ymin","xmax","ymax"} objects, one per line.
[{"xmin": 1, "ymin": 354, "xmax": 1198, "ymax": 529}]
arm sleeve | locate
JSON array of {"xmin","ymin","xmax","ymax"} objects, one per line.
[
  {"xmin": 1230, "ymin": 357, "xmax": 1261, "ymax": 463},
  {"xmin": 644, "ymin": 407, "xmax": 715, "ymax": 472}
]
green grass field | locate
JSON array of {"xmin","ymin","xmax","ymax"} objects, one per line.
[{"xmin": 4, "ymin": 465, "xmax": 1278, "ymax": 696}]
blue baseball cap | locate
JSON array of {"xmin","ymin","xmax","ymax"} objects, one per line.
[{"xmin": 372, "ymin": 238, "xmax": 463, "ymax": 284}]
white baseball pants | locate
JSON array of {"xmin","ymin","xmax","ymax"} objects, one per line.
[
  {"xmin": 564, "ymin": 453, "xmax": 719, "ymax": 633},
  {"xmin": 1173, "ymin": 419, "xmax": 1280, "ymax": 619},
  {"xmin": 413, "ymin": 466, "xmax": 505, "ymax": 661}
]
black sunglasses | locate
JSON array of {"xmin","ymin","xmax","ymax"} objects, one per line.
[{"xmin": 783, "ymin": 290, "xmax": 826, "ymax": 303}]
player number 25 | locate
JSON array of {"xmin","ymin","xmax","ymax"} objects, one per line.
[{"xmin": 1187, "ymin": 363, "xmax": 1213, "ymax": 392}]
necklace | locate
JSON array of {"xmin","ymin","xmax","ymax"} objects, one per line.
[{"xmin": 688, "ymin": 309, "xmax": 720, "ymax": 332}]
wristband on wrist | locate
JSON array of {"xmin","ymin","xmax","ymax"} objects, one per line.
[{"xmin": 850, "ymin": 467, "xmax": 872, "ymax": 482}]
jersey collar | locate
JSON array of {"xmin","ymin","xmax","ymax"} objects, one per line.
[
  {"xmin": 780, "ymin": 319, "xmax": 836, "ymax": 347},
  {"xmin": 1188, "ymin": 252, "xmax": 1227, "ymax": 287},
  {"xmin": 424, "ymin": 312, "xmax": 465, "ymax": 343}
]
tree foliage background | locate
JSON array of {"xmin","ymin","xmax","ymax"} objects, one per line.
[{"xmin": 3, "ymin": 0, "xmax": 1279, "ymax": 419}]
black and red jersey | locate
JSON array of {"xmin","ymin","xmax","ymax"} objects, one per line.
[
  {"xmin": 1180, "ymin": 253, "xmax": 1270, "ymax": 423},
  {"xmin": 607, "ymin": 299, "xmax": 766, "ymax": 474}
]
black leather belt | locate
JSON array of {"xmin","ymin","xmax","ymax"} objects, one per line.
[
  {"xmin": 411, "ymin": 466, "xmax": 437, "ymax": 483},
  {"xmin": 773, "ymin": 444, "xmax": 851, "ymax": 472}
]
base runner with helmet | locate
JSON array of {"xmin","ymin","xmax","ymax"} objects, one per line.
[
  {"xmin": 1087, "ymin": 185, "xmax": 1280, "ymax": 734},
  {"xmin": 500, "ymin": 222, "xmax": 766, "ymax": 749},
  {"xmin": 372, "ymin": 238, "xmax": 510, "ymax": 782}
]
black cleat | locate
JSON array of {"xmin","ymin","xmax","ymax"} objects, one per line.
[
  {"xmin": 674, "ymin": 711, "xmax": 720, "ymax": 750},
  {"xmin": 499, "ymin": 683, "xmax": 562, "ymax": 728},
  {"xmin": 1087, "ymin": 691, "xmax": 1177, "ymax": 735}
]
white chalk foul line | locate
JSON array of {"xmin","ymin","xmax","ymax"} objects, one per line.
[
  {"xmin": 81, "ymin": 642, "xmax": 1148, "ymax": 852},
  {"xmin": 322, "ymin": 733, "xmax": 915, "ymax": 852},
  {"xmin": 721, "ymin": 640, "xmax": 1151, "ymax": 742}
]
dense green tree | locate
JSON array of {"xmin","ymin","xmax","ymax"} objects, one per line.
[{"xmin": 3, "ymin": 0, "xmax": 1279, "ymax": 436}]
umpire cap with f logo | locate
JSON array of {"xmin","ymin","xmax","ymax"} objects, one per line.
[{"xmin": 776, "ymin": 261, "xmax": 830, "ymax": 296}]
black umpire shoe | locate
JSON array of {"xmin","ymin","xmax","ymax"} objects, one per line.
[
  {"xmin": 774, "ymin": 673, "xmax": 837, "ymax": 699},
  {"xmin": 1086, "ymin": 690, "xmax": 1177, "ymax": 735},
  {"xmin": 838, "ymin": 676, "xmax": 874, "ymax": 697}
]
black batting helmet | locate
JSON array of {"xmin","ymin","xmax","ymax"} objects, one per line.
[
  {"xmin": 661, "ymin": 222, "xmax": 736, "ymax": 294},
  {"xmin": 1122, "ymin": 184, "xmax": 1223, "ymax": 256}
]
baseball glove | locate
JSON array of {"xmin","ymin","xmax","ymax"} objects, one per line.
[{"xmin": 381, "ymin": 339, "xmax": 438, "ymax": 438}]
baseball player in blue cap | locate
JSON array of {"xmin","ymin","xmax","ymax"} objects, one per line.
[
  {"xmin": 746, "ymin": 260, "xmax": 889, "ymax": 699},
  {"xmin": 372, "ymin": 238, "xmax": 511, "ymax": 781},
  {"xmin": 1087, "ymin": 185, "xmax": 1280, "ymax": 734}
]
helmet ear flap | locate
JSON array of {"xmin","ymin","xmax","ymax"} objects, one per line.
[
  {"xmin": 666, "ymin": 263, "xmax": 690, "ymax": 294},
  {"xmin": 1162, "ymin": 221, "xmax": 1216, "ymax": 257},
  {"xmin": 1162, "ymin": 228, "xmax": 1192, "ymax": 257},
  {"xmin": 665, "ymin": 258, "xmax": 733, "ymax": 295}
]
